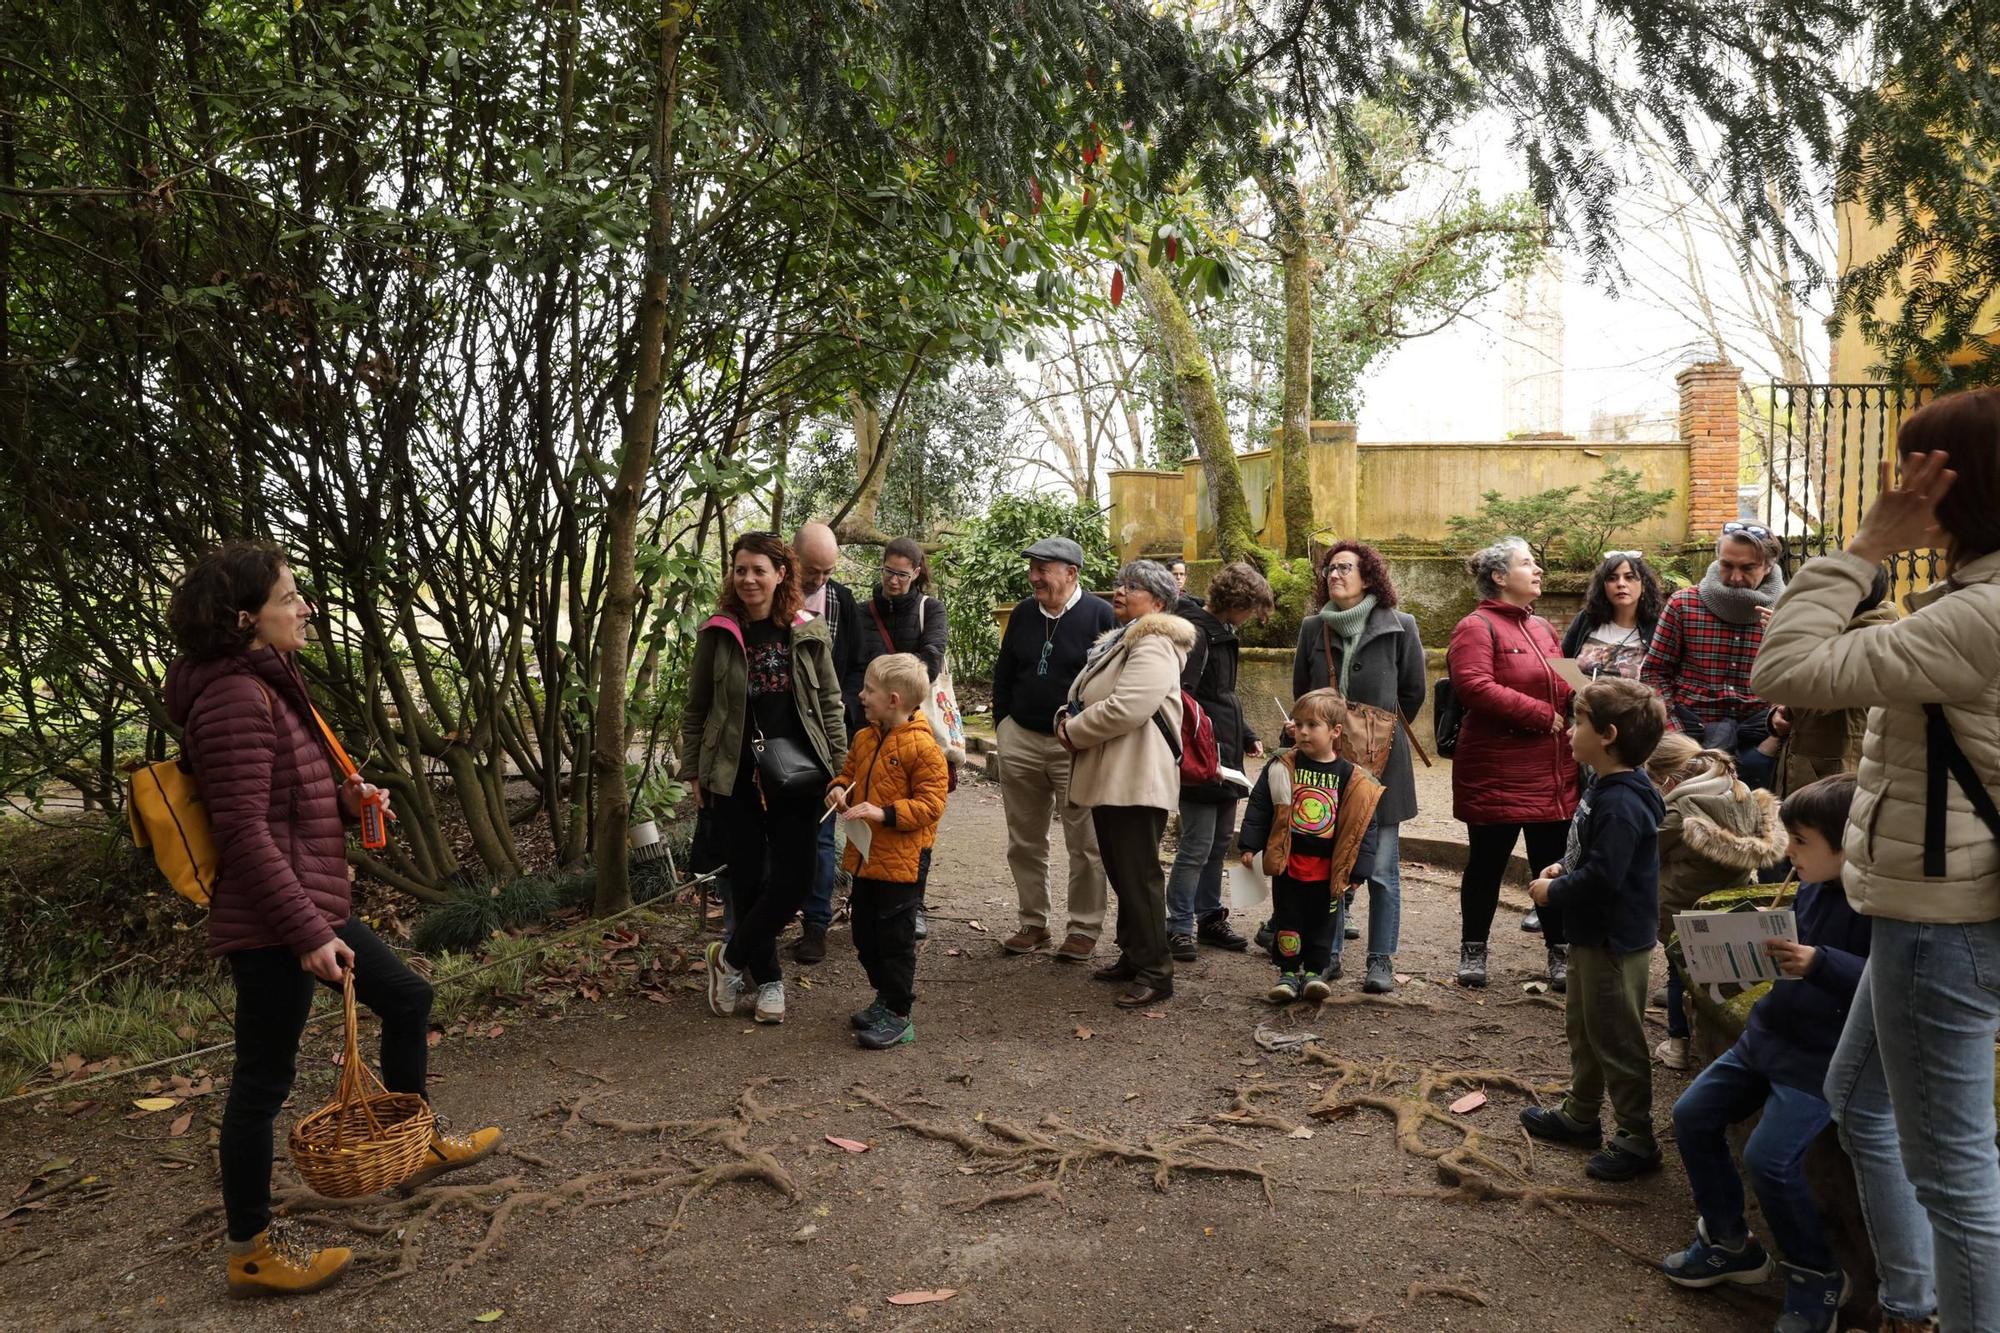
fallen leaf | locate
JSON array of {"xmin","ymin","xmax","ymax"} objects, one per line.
[
  {"xmin": 1073, "ymin": 1026, "xmax": 1093, "ymax": 1041},
  {"xmin": 169, "ymin": 1111, "xmax": 193, "ymax": 1138},
  {"xmin": 33, "ymin": 1159, "xmax": 71, "ymax": 1176},
  {"xmin": 472, "ymin": 1311, "xmax": 504, "ymax": 1324},
  {"xmin": 1287, "ymin": 1126, "xmax": 1315, "ymax": 1139},
  {"xmin": 132, "ymin": 1098, "xmax": 176, "ymax": 1113},
  {"xmin": 887, "ymin": 1289, "xmax": 957, "ymax": 1306},
  {"xmin": 486, "ymin": 1024, "xmax": 505, "ymax": 1038},
  {"xmin": 1522, "ymin": 980, "xmax": 1550, "ymax": 995},
  {"xmin": 967, "ymin": 920, "xmax": 986, "ymax": 932},
  {"xmin": 797, "ymin": 978, "xmax": 814, "ymax": 990},
  {"xmin": 427, "ymin": 1030, "xmax": 444, "ymax": 1047},
  {"xmin": 791, "ymin": 1223, "xmax": 818, "ymax": 1243},
  {"xmin": 1123, "ymin": 1092, "xmax": 1139, "ymax": 1101},
  {"xmin": 825, "ymin": 1136, "xmax": 871, "ymax": 1154},
  {"xmin": 1203, "ymin": 1226, "xmax": 1216, "ymax": 1237},
  {"xmin": 1394, "ymin": 973, "xmax": 1413, "ymax": 985},
  {"xmin": 1141, "ymin": 1011, "xmax": 1166, "ymax": 1019},
  {"xmin": 945, "ymin": 948, "xmax": 963, "ymax": 957},
  {"xmin": 1449, "ymin": 1091, "xmax": 1488, "ymax": 1115}
]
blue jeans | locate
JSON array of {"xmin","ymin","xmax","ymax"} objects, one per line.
[
  {"xmin": 1867, "ymin": 918, "xmax": 2000, "ymax": 1331},
  {"xmin": 1360, "ymin": 819, "xmax": 1402, "ymax": 956},
  {"xmin": 1826, "ymin": 963, "xmax": 1938, "ymax": 1322},
  {"xmin": 1671, "ymin": 1047, "xmax": 1836, "ymax": 1272},
  {"xmin": 802, "ymin": 814, "xmax": 838, "ymax": 927},
  {"xmin": 1166, "ymin": 799, "xmax": 1236, "ymax": 936}
]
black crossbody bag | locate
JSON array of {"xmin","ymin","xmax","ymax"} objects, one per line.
[{"xmin": 1923, "ymin": 704, "xmax": 2000, "ymax": 875}]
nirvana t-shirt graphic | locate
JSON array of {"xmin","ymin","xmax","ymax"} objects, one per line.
[{"xmin": 1285, "ymin": 756, "xmax": 1346, "ymax": 883}]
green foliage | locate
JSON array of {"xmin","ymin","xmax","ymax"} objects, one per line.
[
  {"xmin": 1444, "ymin": 462, "xmax": 1677, "ymax": 571},
  {"xmin": 932, "ymin": 494, "xmax": 1118, "ymax": 680},
  {"xmin": 411, "ymin": 870, "xmax": 583, "ymax": 954},
  {"xmin": 1240, "ymin": 557, "xmax": 1316, "ymax": 648}
]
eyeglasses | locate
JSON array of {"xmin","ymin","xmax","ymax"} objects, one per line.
[
  {"xmin": 879, "ymin": 566, "xmax": 917, "ymax": 583},
  {"xmin": 1324, "ymin": 562, "xmax": 1361, "ymax": 576},
  {"xmin": 1721, "ymin": 522, "xmax": 1773, "ymax": 541}
]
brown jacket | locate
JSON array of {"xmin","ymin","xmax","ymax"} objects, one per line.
[
  {"xmin": 165, "ymin": 649, "xmax": 351, "ymax": 957},
  {"xmin": 832, "ymin": 715, "xmax": 950, "ymax": 885},
  {"xmin": 1244, "ymin": 751, "xmax": 1384, "ymax": 886}
]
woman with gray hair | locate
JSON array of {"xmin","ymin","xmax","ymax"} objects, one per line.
[
  {"xmin": 1447, "ymin": 537, "xmax": 1578, "ymax": 989},
  {"xmin": 1056, "ymin": 559, "xmax": 1197, "ymax": 1008}
]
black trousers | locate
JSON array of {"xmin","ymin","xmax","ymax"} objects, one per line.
[
  {"xmin": 1092, "ymin": 805, "xmax": 1172, "ymax": 989},
  {"xmin": 852, "ymin": 877, "xmax": 922, "ymax": 1015},
  {"xmin": 717, "ymin": 766, "xmax": 820, "ymax": 985},
  {"xmin": 1271, "ymin": 873, "xmax": 1340, "ymax": 976},
  {"xmin": 221, "ymin": 918, "xmax": 433, "ymax": 1241},
  {"xmin": 1460, "ymin": 820, "xmax": 1570, "ymax": 945}
]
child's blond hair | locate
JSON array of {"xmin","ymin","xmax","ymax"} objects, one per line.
[
  {"xmin": 1290, "ymin": 688, "xmax": 1348, "ymax": 730},
  {"xmin": 864, "ymin": 652, "xmax": 930, "ymax": 718},
  {"xmin": 1642, "ymin": 732, "xmax": 1701, "ymax": 786}
]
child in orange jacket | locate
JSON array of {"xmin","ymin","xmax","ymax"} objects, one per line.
[{"xmin": 827, "ymin": 653, "xmax": 951, "ymax": 1049}]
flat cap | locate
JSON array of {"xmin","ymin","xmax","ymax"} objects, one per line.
[{"xmin": 1021, "ymin": 536, "xmax": 1085, "ymax": 567}]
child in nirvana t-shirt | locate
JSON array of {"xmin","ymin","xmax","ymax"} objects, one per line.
[{"xmin": 1237, "ymin": 690, "xmax": 1381, "ymax": 1004}]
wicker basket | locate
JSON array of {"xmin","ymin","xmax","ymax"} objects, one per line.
[{"xmin": 288, "ymin": 970, "xmax": 435, "ymax": 1198}]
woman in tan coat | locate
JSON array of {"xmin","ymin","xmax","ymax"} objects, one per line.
[
  {"xmin": 1058, "ymin": 560, "xmax": 1195, "ymax": 1008},
  {"xmin": 1752, "ymin": 389, "xmax": 2000, "ymax": 1333}
]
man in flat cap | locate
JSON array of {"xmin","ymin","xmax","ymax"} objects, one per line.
[{"xmin": 991, "ymin": 537, "xmax": 1118, "ymax": 959}]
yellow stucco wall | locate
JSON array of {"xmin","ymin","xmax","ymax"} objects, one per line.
[
  {"xmin": 1106, "ymin": 470, "xmax": 1187, "ymax": 564},
  {"xmin": 1181, "ymin": 440, "xmax": 1692, "ymax": 555},
  {"xmin": 1832, "ymin": 198, "xmax": 2000, "ymax": 383}
]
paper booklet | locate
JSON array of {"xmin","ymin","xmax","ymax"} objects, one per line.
[
  {"xmin": 844, "ymin": 815, "xmax": 873, "ymax": 861},
  {"xmin": 1226, "ymin": 860, "xmax": 1270, "ymax": 911},
  {"xmin": 1673, "ymin": 908, "xmax": 1798, "ymax": 985}
]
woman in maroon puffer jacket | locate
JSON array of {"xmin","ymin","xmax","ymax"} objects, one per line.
[
  {"xmin": 1447, "ymin": 537, "xmax": 1579, "ymax": 991},
  {"xmin": 164, "ymin": 543, "xmax": 499, "ymax": 1298}
]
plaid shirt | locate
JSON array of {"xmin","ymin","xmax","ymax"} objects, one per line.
[{"xmin": 1640, "ymin": 587, "xmax": 1767, "ymax": 728}]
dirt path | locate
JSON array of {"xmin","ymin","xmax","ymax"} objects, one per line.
[{"xmin": 0, "ymin": 782, "xmax": 1771, "ymax": 1332}]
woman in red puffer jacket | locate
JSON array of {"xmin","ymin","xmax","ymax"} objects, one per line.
[
  {"xmin": 1447, "ymin": 537, "xmax": 1579, "ymax": 990},
  {"xmin": 164, "ymin": 543, "xmax": 498, "ymax": 1298}
]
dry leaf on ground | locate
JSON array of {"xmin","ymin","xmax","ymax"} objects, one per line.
[
  {"xmin": 825, "ymin": 1136, "xmax": 871, "ymax": 1154},
  {"xmin": 1449, "ymin": 1091, "xmax": 1488, "ymax": 1114},
  {"xmin": 887, "ymin": 1289, "xmax": 957, "ymax": 1306},
  {"xmin": 1073, "ymin": 1026, "xmax": 1093, "ymax": 1040}
]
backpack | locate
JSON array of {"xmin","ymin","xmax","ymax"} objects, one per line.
[
  {"xmin": 1153, "ymin": 689, "xmax": 1219, "ymax": 788},
  {"xmin": 1433, "ymin": 612, "xmax": 1500, "ymax": 759}
]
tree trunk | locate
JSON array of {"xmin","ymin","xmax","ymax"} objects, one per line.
[
  {"xmin": 591, "ymin": 10, "xmax": 682, "ymax": 915},
  {"xmin": 1266, "ymin": 177, "xmax": 1316, "ymax": 557},
  {"xmin": 1133, "ymin": 255, "xmax": 1260, "ymax": 563}
]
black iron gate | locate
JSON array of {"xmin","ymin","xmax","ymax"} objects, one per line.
[{"xmin": 1760, "ymin": 382, "xmax": 1938, "ymax": 585}]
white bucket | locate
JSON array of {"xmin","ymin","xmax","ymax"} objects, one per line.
[{"xmin": 627, "ymin": 819, "xmax": 660, "ymax": 850}]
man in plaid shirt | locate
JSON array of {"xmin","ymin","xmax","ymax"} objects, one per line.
[{"xmin": 1641, "ymin": 525, "xmax": 1787, "ymax": 786}]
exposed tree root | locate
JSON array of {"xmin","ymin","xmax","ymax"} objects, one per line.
[
  {"xmin": 852, "ymin": 1085, "xmax": 1277, "ymax": 1204},
  {"xmin": 183, "ymin": 1078, "xmax": 805, "ymax": 1288},
  {"xmin": 1300, "ymin": 1047, "xmax": 1637, "ymax": 1211},
  {"xmin": 949, "ymin": 1181, "xmax": 1066, "ymax": 1211},
  {"xmin": 1406, "ymin": 1279, "xmax": 1489, "ymax": 1307},
  {"xmin": 1209, "ymin": 1082, "xmax": 1305, "ymax": 1134}
]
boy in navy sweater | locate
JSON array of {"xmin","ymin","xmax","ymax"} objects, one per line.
[
  {"xmin": 1522, "ymin": 677, "xmax": 1669, "ymax": 1182},
  {"xmin": 1659, "ymin": 773, "xmax": 1871, "ymax": 1333}
]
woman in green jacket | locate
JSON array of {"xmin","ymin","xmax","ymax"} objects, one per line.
[{"xmin": 681, "ymin": 532, "xmax": 847, "ymax": 1027}]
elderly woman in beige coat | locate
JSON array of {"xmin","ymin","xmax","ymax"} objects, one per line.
[
  {"xmin": 1057, "ymin": 560, "xmax": 1196, "ymax": 1008},
  {"xmin": 1751, "ymin": 389, "xmax": 2000, "ymax": 1333}
]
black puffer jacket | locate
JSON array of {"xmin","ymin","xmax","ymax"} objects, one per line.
[
  {"xmin": 847, "ymin": 586, "xmax": 947, "ymax": 734},
  {"xmin": 1173, "ymin": 594, "xmax": 1258, "ymax": 804}
]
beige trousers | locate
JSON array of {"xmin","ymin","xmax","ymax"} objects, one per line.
[{"xmin": 997, "ymin": 717, "xmax": 1108, "ymax": 938}]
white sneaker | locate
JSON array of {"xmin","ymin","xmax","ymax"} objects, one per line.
[
  {"xmin": 754, "ymin": 980, "xmax": 786, "ymax": 1025},
  {"xmin": 1654, "ymin": 1037, "xmax": 1691, "ymax": 1070},
  {"xmin": 705, "ymin": 942, "xmax": 748, "ymax": 1018}
]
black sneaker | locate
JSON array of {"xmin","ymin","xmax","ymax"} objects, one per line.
[
  {"xmin": 1254, "ymin": 919, "xmax": 1273, "ymax": 952},
  {"xmin": 1545, "ymin": 943, "xmax": 1568, "ymax": 994},
  {"xmin": 793, "ymin": 921, "xmax": 828, "ymax": 965},
  {"xmin": 1521, "ymin": 908, "xmax": 1542, "ymax": 933},
  {"xmin": 1323, "ymin": 951, "xmax": 1344, "ymax": 982},
  {"xmin": 1456, "ymin": 941, "xmax": 1488, "ymax": 988},
  {"xmin": 1362, "ymin": 954, "xmax": 1395, "ymax": 995},
  {"xmin": 856, "ymin": 1013, "xmax": 915, "ymax": 1050},
  {"xmin": 1520, "ymin": 1106, "xmax": 1602, "ymax": 1150},
  {"xmin": 850, "ymin": 1000, "xmax": 891, "ymax": 1030},
  {"xmin": 1586, "ymin": 1136, "xmax": 1663, "ymax": 1182},
  {"xmin": 1169, "ymin": 932, "xmax": 1198, "ymax": 962},
  {"xmin": 912, "ymin": 908, "xmax": 929, "ymax": 942},
  {"xmin": 1197, "ymin": 914, "xmax": 1249, "ymax": 952}
]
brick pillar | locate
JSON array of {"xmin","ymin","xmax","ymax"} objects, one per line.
[{"xmin": 1677, "ymin": 362, "xmax": 1744, "ymax": 539}]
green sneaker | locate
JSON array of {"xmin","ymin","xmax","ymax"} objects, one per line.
[
  {"xmin": 849, "ymin": 1000, "xmax": 892, "ymax": 1030},
  {"xmin": 1267, "ymin": 973, "xmax": 1302, "ymax": 1004},
  {"xmin": 856, "ymin": 1014, "xmax": 915, "ymax": 1050}
]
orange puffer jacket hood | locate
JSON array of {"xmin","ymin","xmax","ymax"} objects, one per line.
[{"xmin": 833, "ymin": 715, "xmax": 951, "ymax": 884}]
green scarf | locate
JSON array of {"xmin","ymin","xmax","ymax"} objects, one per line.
[{"xmin": 1317, "ymin": 594, "xmax": 1377, "ymax": 696}]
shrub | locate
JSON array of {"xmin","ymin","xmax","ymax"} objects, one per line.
[
  {"xmin": 1239, "ymin": 556, "xmax": 1314, "ymax": 648},
  {"xmin": 932, "ymin": 493, "xmax": 1118, "ymax": 682},
  {"xmin": 1443, "ymin": 460, "xmax": 1675, "ymax": 571}
]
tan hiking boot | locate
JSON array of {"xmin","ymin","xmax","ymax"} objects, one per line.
[
  {"xmin": 1053, "ymin": 932, "xmax": 1096, "ymax": 961},
  {"xmin": 1002, "ymin": 926, "xmax": 1051, "ymax": 954},
  {"xmin": 225, "ymin": 1223, "xmax": 351, "ymax": 1298},
  {"xmin": 398, "ymin": 1122, "xmax": 503, "ymax": 1190}
]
